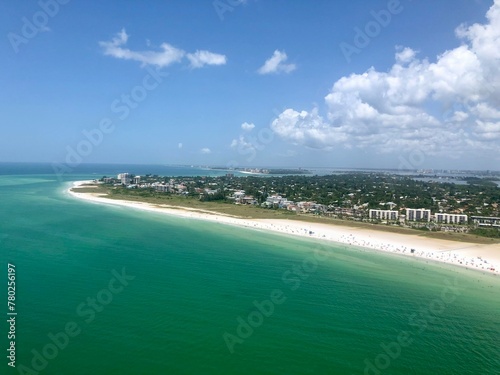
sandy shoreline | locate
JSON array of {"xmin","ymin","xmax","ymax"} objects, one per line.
[{"xmin": 68, "ymin": 181, "xmax": 500, "ymax": 275}]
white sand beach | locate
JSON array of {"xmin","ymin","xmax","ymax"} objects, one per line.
[{"xmin": 68, "ymin": 181, "xmax": 500, "ymax": 275}]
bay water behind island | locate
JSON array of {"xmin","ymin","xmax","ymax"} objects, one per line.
[{"xmin": 1, "ymin": 163, "xmax": 499, "ymax": 374}]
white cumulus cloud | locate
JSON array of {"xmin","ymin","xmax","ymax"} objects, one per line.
[
  {"xmin": 200, "ymin": 147, "xmax": 212, "ymax": 154},
  {"xmin": 271, "ymin": 0, "xmax": 500, "ymax": 159},
  {"xmin": 187, "ymin": 50, "xmax": 227, "ymax": 68},
  {"xmin": 230, "ymin": 136, "xmax": 258, "ymax": 161},
  {"xmin": 241, "ymin": 122, "xmax": 255, "ymax": 131},
  {"xmin": 258, "ymin": 50, "xmax": 296, "ymax": 74},
  {"xmin": 99, "ymin": 29, "xmax": 185, "ymax": 68},
  {"xmin": 99, "ymin": 29, "xmax": 227, "ymax": 69},
  {"xmin": 230, "ymin": 136, "xmax": 254, "ymax": 150}
]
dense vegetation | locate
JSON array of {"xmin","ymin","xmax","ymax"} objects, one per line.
[
  {"xmin": 196, "ymin": 173, "xmax": 500, "ymax": 217},
  {"xmin": 470, "ymin": 228, "xmax": 500, "ymax": 238},
  {"xmin": 88, "ymin": 172, "xmax": 500, "ymax": 241},
  {"xmin": 106, "ymin": 172, "xmax": 500, "ymax": 218}
]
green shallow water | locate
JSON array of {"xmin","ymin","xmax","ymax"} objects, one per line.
[{"xmin": 1, "ymin": 173, "xmax": 499, "ymax": 374}]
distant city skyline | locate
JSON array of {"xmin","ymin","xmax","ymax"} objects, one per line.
[{"xmin": 2, "ymin": 0, "xmax": 499, "ymax": 170}]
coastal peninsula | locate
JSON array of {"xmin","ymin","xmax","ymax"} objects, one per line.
[{"xmin": 69, "ymin": 178, "xmax": 500, "ymax": 275}]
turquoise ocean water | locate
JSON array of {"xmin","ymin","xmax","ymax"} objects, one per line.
[{"xmin": 0, "ymin": 164, "xmax": 499, "ymax": 374}]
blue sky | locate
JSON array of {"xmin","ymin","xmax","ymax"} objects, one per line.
[{"xmin": 1, "ymin": 0, "xmax": 499, "ymax": 170}]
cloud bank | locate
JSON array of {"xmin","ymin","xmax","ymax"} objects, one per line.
[{"xmin": 271, "ymin": 0, "xmax": 500, "ymax": 159}]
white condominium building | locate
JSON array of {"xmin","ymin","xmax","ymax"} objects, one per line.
[
  {"xmin": 406, "ymin": 208, "xmax": 431, "ymax": 222},
  {"xmin": 471, "ymin": 216, "xmax": 500, "ymax": 227},
  {"xmin": 435, "ymin": 213, "xmax": 468, "ymax": 224},
  {"xmin": 369, "ymin": 209, "xmax": 399, "ymax": 220}
]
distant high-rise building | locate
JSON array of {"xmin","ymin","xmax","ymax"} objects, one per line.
[{"xmin": 117, "ymin": 173, "xmax": 131, "ymax": 185}]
